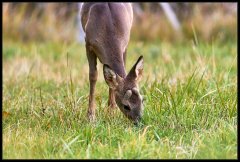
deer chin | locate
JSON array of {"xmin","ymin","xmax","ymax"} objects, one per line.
[{"xmin": 115, "ymin": 101, "xmax": 132, "ymax": 119}]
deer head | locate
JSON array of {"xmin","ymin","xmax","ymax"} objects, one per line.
[{"xmin": 103, "ymin": 56, "xmax": 144, "ymax": 124}]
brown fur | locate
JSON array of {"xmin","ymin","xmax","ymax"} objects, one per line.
[{"xmin": 80, "ymin": 3, "xmax": 144, "ymax": 123}]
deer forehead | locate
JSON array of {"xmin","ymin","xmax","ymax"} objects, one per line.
[{"xmin": 121, "ymin": 87, "xmax": 140, "ymax": 97}]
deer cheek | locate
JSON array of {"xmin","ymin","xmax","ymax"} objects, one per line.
[{"xmin": 114, "ymin": 95, "xmax": 122, "ymax": 107}]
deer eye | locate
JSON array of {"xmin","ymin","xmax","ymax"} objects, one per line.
[{"xmin": 123, "ymin": 105, "xmax": 131, "ymax": 111}]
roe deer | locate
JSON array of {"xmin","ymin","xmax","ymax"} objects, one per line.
[{"xmin": 80, "ymin": 3, "xmax": 144, "ymax": 124}]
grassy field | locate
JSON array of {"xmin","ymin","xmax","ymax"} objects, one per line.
[{"xmin": 2, "ymin": 38, "xmax": 237, "ymax": 159}]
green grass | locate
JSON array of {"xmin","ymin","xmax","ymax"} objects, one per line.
[{"xmin": 2, "ymin": 39, "xmax": 237, "ymax": 159}]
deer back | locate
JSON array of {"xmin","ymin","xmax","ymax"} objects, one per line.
[{"xmin": 80, "ymin": 3, "xmax": 133, "ymax": 77}]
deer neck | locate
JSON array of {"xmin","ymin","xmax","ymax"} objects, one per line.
[
  {"xmin": 103, "ymin": 43, "xmax": 127, "ymax": 78},
  {"xmin": 109, "ymin": 58, "xmax": 126, "ymax": 78}
]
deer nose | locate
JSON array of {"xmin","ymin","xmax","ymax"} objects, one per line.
[
  {"xmin": 136, "ymin": 116, "xmax": 142, "ymax": 123},
  {"xmin": 138, "ymin": 116, "xmax": 142, "ymax": 121},
  {"xmin": 133, "ymin": 117, "xmax": 143, "ymax": 126}
]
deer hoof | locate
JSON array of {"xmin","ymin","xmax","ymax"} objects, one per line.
[{"xmin": 88, "ymin": 112, "xmax": 96, "ymax": 122}]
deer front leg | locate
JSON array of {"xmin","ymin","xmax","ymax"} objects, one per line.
[
  {"xmin": 86, "ymin": 46, "xmax": 98, "ymax": 121},
  {"xmin": 108, "ymin": 88, "xmax": 117, "ymax": 109}
]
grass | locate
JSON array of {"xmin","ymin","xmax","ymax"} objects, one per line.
[{"xmin": 2, "ymin": 38, "xmax": 237, "ymax": 159}]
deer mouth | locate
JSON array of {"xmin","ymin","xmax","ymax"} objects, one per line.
[{"xmin": 124, "ymin": 112, "xmax": 142, "ymax": 123}]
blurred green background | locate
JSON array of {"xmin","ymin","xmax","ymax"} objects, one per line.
[{"xmin": 3, "ymin": 3, "xmax": 237, "ymax": 43}]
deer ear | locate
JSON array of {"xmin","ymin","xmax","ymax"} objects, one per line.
[
  {"xmin": 103, "ymin": 64, "xmax": 122, "ymax": 89},
  {"xmin": 128, "ymin": 56, "xmax": 144, "ymax": 81},
  {"xmin": 135, "ymin": 56, "xmax": 144, "ymax": 80}
]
